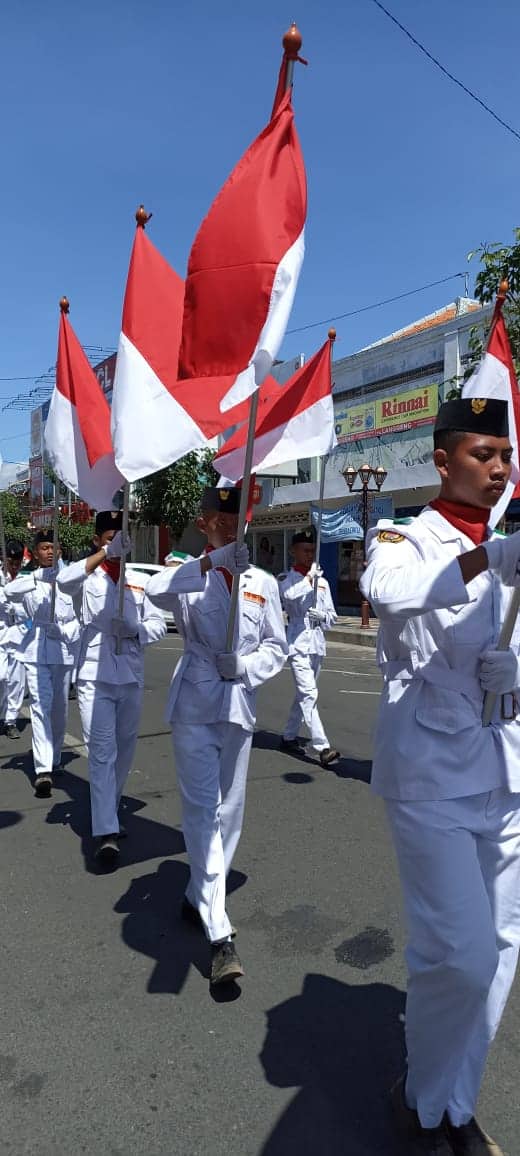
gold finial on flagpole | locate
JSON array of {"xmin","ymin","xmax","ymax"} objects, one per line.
[
  {"xmin": 328, "ymin": 327, "xmax": 336, "ymax": 343},
  {"xmin": 59, "ymin": 296, "xmax": 70, "ymax": 314},
  {"xmin": 498, "ymin": 279, "xmax": 509, "ymax": 299},
  {"xmin": 136, "ymin": 204, "xmax": 152, "ymax": 229},
  {"xmin": 283, "ymin": 22, "xmax": 303, "ymax": 57}
]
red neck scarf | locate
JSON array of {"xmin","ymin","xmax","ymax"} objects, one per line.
[
  {"xmin": 429, "ymin": 498, "xmax": 489, "ymax": 546},
  {"xmin": 204, "ymin": 545, "xmax": 232, "ymax": 593},
  {"xmin": 294, "ymin": 564, "xmax": 311, "ymax": 578},
  {"xmin": 101, "ymin": 558, "xmax": 121, "ymax": 584}
]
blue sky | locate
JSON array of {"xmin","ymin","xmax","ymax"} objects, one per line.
[{"xmin": 2, "ymin": 0, "xmax": 520, "ymax": 461}]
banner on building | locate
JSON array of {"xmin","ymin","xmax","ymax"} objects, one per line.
[
  {"xmin": 334, "ymin": 384, "xmax": 439, "ymax": 444},
  {"xmin": 310, "ymin": 496, "xmax": 393, "ymax": 541}
]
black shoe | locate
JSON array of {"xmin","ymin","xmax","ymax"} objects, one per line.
[
  {"xmin": 210, "ymin": 940, "xmax": 244, "ymax": 986},
  {"xmin": 34, "ymin": 773, "xmax": 52, "ymax": 798},
  {"xmin": 94, "ymin": 835, "xmax": 120, "ymax": 867},
  {"xmin": 4, "ymin": 723, "xmax": 19, "ymax": 740},
  {"xmin": 390, "ymin": 1076, "xmax": 454, "ymax": 1154},
  {"xmin": 447, "ymin": 1118, "xmax": 504, "ymax": 1154},
  {"xmin": 319, "ymin": 747, "xmax": 340, "ymax": 767},
  {"xmin": 280, "ymin": 737, "xmax": 305, "ymax": 751},
  {"xmin": 68, "ymin": 684, "xmax": 77, "ymax": 700}
]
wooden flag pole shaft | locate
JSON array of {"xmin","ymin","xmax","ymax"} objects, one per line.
[
  {"xmin": 116, "ymin": 483, "xmax": 130, "ymax": 655},
  {"xmin": 225, "ymin": 389, "xmax": 260, "ymax": 651},
  {"xmin": 482, "ymin": 586, "xmax": 520, "ymax": 726},
  {"xmin": 49, "ymin": 484, "xmax": 60, "ymax": 619},
  {"xmin": 0, "ymin": 499, "xmax": 6, "ymax": 580},
  {"xmin": 224, "ymin": 27, "xmax": 301, "ymax": 651}
]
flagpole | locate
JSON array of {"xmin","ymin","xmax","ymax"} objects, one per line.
[
  {"xmin": 312, "ymin": 329, "xmax": 335, "ymax": 605},
  {"xmin": 49, "ymin": 297, "xmax": 69, "ymax": 618},
  {"xmin": 225, "ymin": 22, "xmax": 303, "ymax": 651},
  {"xmin": 0, "ymin": 499, "xmax": 6, "ymax": 581},
  {"xmin": 481, "ymin": 279, "xmax": 516, "ymax": 725}
]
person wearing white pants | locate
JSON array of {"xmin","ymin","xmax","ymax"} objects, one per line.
[
  {"xmin": 279, "ymin": 528, "xmax": 339, "ymax": 767},
  {"xmin": 57, "ymin": 511, "xmax": 166, "ymax": 865},
  {"xmin": 5, "ymin": 530, "xmax": 80, "ymax": 796},
  {"xmin": 147, "ymin": 486, "xmax": 288, "ymax": 987},
  {"xmin": 361, "ymin": 396, "xmax": 520, "ymax": 1156},
  {"xmin": 0, "ymin": 539, "xmax": 28, "ymax": 738}
]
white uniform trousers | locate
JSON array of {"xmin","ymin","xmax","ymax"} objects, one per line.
[
  {"xmin": 283, "ymin": 652, "xmax": 328, "ymax": 751},
  {"xmin": 77, "ymin": 679, "xmax": 143, "ymax": 837},
  {"xmin": 386, "ymin": 789, "xmax": 520, "ymax": 1129},
  {"xmin": 0, "ymin": 656, "xmax": 25, "ymax": 723},
  {"xmin": 25, "ymin": 663, "xmax": 71, "ymax": 776},
  {"xmin": 172, "ymin": 721, "xmax": 253, "ymax": 944}
]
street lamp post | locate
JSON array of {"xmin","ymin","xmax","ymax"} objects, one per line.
[{"xmin": 342, "ymin": 463, "xmax": 387, "ymax": 627}]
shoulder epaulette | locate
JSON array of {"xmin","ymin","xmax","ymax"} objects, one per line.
[
  {"xmin": 492, "ymin": 530, "xmax": 507, "ymax": 538},
  {"xmin": 393, "ymin": 517, "xmax": 413, "ymax": 525}
]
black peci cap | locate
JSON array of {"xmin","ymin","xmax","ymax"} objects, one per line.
[
  {"xmin": 5, "ymin": 539, "xmax": 24, "ymax": 559},
  {"xmin": 201, "ymin": 487, "xmax": 241, "ymax": 514},
  {"xmin": 292, "ymin": 527, "xmax": 316, "ymax": 546},
  {"xmin": 33, "ymin": 529, "xmax": 54, "ymax": 547},
  {"xmin": 95, "ymin": 510, "xmax": 123, "ymax": 536},
  {"xmin": 434, "ymin": 397, "xmax": 509, "ymax": 438}
]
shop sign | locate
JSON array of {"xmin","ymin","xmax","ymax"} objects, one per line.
[{"xmin": 334, "ymin": 384, "xmax": 439, "ymax": 443}]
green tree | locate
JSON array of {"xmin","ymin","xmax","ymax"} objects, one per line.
[
  {"xmin": 467, "ymin": 228, "xmax": 520, "ymax": 374},
  {"xmin": 58, "ymin": 515, "xmax": 95, "ymax": 561},
  {"xmin": 0, "ymin": 490, "xmax": 30, "ymax": 544},
  {"xmin": 134, "ymin": 450, "xmax": 217, "ymax": 541}
]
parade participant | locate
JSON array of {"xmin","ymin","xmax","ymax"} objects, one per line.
[
  {"xmin": 0, "ymin": 540, "xmax": 28, "ymax": 738},
  {"xmin": 5, "ymin": 529, "xmax": 80, "ymax": 796},
  {"xmin": 361, "ymin": 397, "xmax": 520, "ymax": 1156},
  {"xmin": 56, "ymin": 511, "xmax": 167, "ymax": 865},
  {"xmin": 279, "ymin": 528, "xmax": 339, "ymax": 766},
  {"xmin": 146, "ymin": 487, "xmax": 288, "ymax": 987}
]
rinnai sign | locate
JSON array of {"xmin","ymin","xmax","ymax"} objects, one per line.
[{"xmin": 335, "ymin": 384, "xmax": 439, "ymax": 443}]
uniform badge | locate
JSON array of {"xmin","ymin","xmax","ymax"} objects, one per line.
[
  {"xmin": 377, "ymin": 530, "xmax": 405, "ymax": 544},
  {"xmin": 471, "ymin": 398, "xmax": 487, "ymax": 415},
  {"xmin": 219, "ymin": 490, "xmax": 229, "ymax": 501}
]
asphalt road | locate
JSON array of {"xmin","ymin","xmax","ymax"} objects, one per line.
[{"xmin": 0, "ymin": 639, "xmax": 518, "ymax": 1156}]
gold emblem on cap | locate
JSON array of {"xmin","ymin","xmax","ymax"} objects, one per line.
[
  {"xmin": 471, "ymin": 398, "xmax": 487, "ymax": 415},
  {"xmin": 220, "ymin": 490, "xmax": 229, "ymax": 501}
]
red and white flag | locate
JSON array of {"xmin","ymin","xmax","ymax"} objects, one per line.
[
  {"xmin": 463, "ymin": 296, "xmax": 520, "ymax": 526},
  {"xmin": 214, "ymin": 337, "xmax": 336, "ymax": 481},
  {"xmin": 44, "ymin": 310, "xmax": 124, "ymax": 510},
  {"xmin": 178, "ymin": 87, "xmax": 307, "ymax": 413},
  {"xmin": 111, "ymin": 227, "xmax": 276, "ymax": 482}
]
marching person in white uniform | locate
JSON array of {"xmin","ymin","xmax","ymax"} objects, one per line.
[
  {"xmin": 146, "ymin": 486, "xmax": 288, "ymax": 987},
  {"xmin": 279, "ymin": 528, "xmax": 339, "ymax": 767},
  {"xmin": 5, "ymin": 529, "xmax": 80, "ymax": 797},
  {"xmin": 361, "ymin": 397, "xmax": 520, "ymax": 1156},
  {"xmin": 0, "ymin": 540, "xmax": 28, "ymax": 738},
  {"xmin": 56, "ymin": 511, "xmax": 166, "ymax": 866}
]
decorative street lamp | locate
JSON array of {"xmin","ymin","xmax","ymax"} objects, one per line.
[{"xmin": 342, "ymin": 463, "xmax": 388, "ymax": 627}]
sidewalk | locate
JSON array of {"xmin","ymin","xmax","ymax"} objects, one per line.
[{"xmin": 329, "ymin": 615, "xmax": 378, "ymax": 649}]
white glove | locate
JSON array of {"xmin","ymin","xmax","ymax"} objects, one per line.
[
  {"xmin": 308, "ymin": 607, "xmax": 326, "ymax": 624},
  {"xmin": 111, "ymin": 617, "xmax": 138, "ymax": 640},
  {"xmin": 209, "ymin": 542, "xmax": 249, "ymax": 575},
  {"xmin": 308, "ymin": 562, "xmax": 322, "ymax": 580},
  {"xmin": 216, "ymin": 652, "xmax": 247, "ymax": 681},
  {"xmin": 485, "ymin": 533, "xmax": 520, "ymax": 586},
  {"xmin": 479, "ymin": 648, "xmax": 520, "ymax": 694},
  {"xmin": 44, "ymin": 622, "xmax": 62, "ymax": 641},
  {"xmin": 103, "ymin": 531, "xmax": 131, "ymax": 560}
]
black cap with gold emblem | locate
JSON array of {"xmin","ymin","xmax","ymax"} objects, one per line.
[
  {"xmin": 95, "ymin": 510, "xmax": 123, "ymax": 536},
  {"xmin": 201, "ymin": 487, "xmax": 241, "ymax": 514},
  {"xmin": 292, "ymin": 527, "xmax": 316, "ymax": 546},
  {"xmin": 434, "ymin": 397, "xmax": 509, "ymax": 438},
  {"xmin": 33, "ymin": 528, "xmax": 54, "ymax": 547}
]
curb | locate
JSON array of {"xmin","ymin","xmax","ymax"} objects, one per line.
[{"xmin": 328, "ymin": 627, "xmax": 378, "ymax": 649}]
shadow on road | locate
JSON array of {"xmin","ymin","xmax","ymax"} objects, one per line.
[
  {"xmin": 0, "ymin": 810, "xmax": 23, "ymax": 829},
  {"xmin": 45, "ymin": 765, "xmax": 185, "ymax": 872},
  {"xmin": 330, "ymin": 758, "xmax": 372, "ymax": 784},
  {"xmin": 259, "ymin": 974, "xmax": 405, "ymax": 1155}
]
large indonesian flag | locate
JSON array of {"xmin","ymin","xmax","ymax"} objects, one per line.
[
  {"xmin": 214, "ymin": 337, "xmax": 336, "ymax": 481},
  {"xmin": 462, "ymin": 297, "xmax": 520, "ymax": 527},
  {"xmin": 178, "ymin": 87, "xmax": 306, "ymax": 413},
  {"xmin": 111, "ymin": 226, "xmax": 284, "ymax": 482},
  {"xmin": 44, "ymin": 310, "xmax": 124, "ymax": 510}
]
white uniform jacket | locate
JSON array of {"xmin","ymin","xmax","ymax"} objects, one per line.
[
  {"xmin": 5, "ymin": 568, "xmax": 80, "ymax": 667},
  {"xmin": 56, "ymin": 562, "xmax": 166, "ymax": 687},
  {"xmin": 360, "ymin": 507, "xmax": 520, "ymax": 801},
  {"xmin": 146, "ymin": 558, "xmax": 288, "ymax": 732},
  {"xmin": 279, "ymin": 569, "xmax": 337, "ymax": 658}
]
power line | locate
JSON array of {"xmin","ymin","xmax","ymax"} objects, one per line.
[
  {"xmin": 370, "ymin": 0, "xmax": 520, "ymax": 144},
  {"xmin": 287, "ymin": 272, "xmax": 468, "ymax": 335}
]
